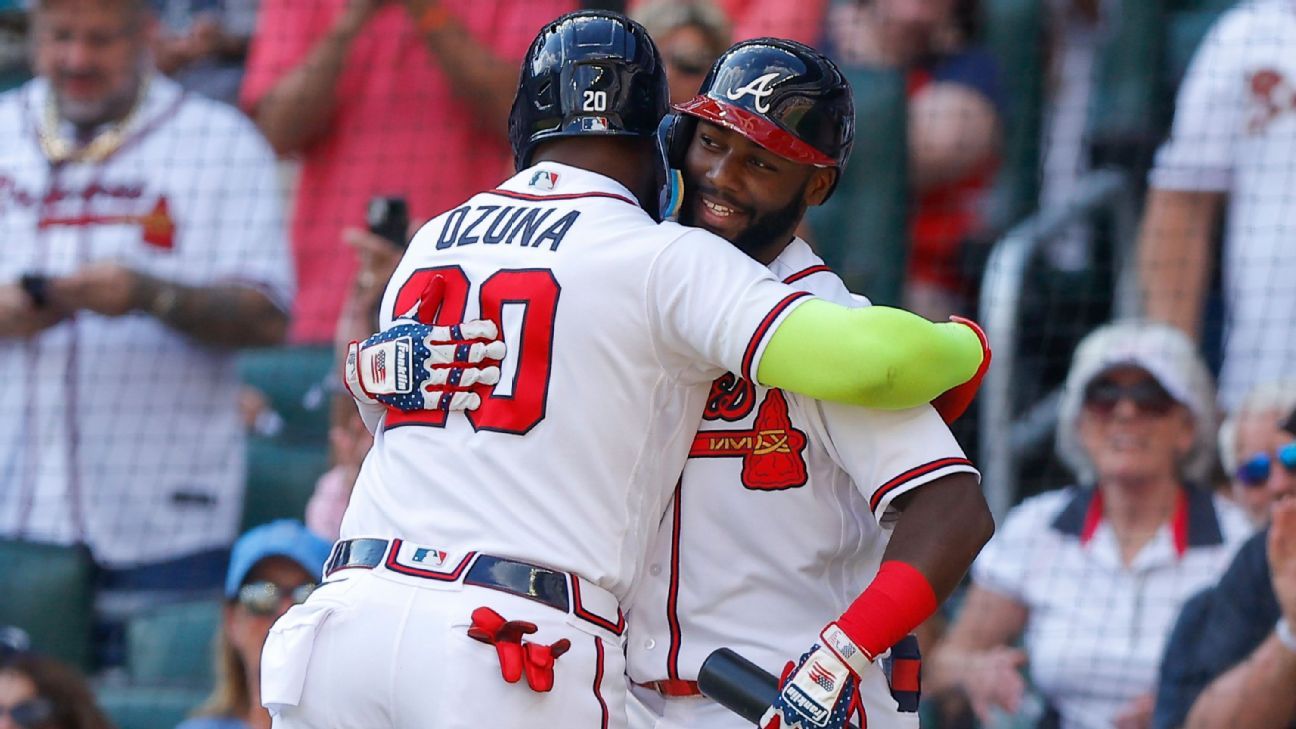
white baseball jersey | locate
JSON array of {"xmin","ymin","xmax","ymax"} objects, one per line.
[
  {"xmin": 0, "ymin": 75, "xmax": 292, "ymax": 567},
  {"xmin": 1149, "ymin": 0, "xmax": 1296, "ymax": 409},
  {"xmin": 625, "ymin": 240, "xmax": 979, "ymax": 729},
  {"xmin": 340, "ymin": 162, "xmax": 820, "ymax": 601}
]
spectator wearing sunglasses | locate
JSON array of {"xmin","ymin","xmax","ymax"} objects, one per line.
[
  {"xmin": 631, "ymin": 0, "xmax": 730, "ymax": 106},
  {"xmin": 1216, "ymin": 381, "xmax": 1296, "ymax": 527},
  {"xmin": 928, "ymin": 320, "xmax": 1251, "ymax": 729},
  {"xmin": 178, "ymin": 520, "xmax": 330, "ymax": 729},
  {"xmin": 1154, "ymin": 408, "xmax": 1296, "ymax": 729},
  {"xmin": 0, "ymin": 650, "xmax": 112, "ymax": 729}
]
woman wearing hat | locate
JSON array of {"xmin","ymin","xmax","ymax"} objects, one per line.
[
  {"xmin": 178, "ymin": 520, "xmax": 331, "ymax": 729},
  {"xmin": 927, "ymin": 320, "xmax": 1253, "ymax": 729}
]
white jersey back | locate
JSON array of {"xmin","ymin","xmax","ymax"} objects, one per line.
[
  {"xmin": 342, "ymin": 163, "xmax": 814, "ymax": 601},
  {"xmin": 625, "ymin": 240, "xmax": 978, "ymax": 722}
]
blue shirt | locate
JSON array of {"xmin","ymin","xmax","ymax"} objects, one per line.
[{"xmin": 175, "ymin": 716, "xmax": 250, "ymax": 729}]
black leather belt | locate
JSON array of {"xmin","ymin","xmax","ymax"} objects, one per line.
[{"xmin": 325, "ymin": 538, "xmax": 571, "ymax": 614}]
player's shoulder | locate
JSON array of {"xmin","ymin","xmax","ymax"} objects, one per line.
[{"xmin": 769, "ymin": 238, "xmax": 861, "ymax": 306}]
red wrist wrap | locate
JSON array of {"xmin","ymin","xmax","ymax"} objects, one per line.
[{"xmin": 836, "ymin": 560, "xmax": 938, "ymax": 659}]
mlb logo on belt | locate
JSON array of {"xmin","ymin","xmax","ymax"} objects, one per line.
[{"xmin": 412, "ymin": 547, "xmax": 448, "ymax": 566}]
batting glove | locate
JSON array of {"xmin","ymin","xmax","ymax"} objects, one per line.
[
  {"xmin": 761, "ymin": 623, "xmax": 869, "ymax": 729},
  {"xmin": 344, "ymin": 320, "xmax": 505, "ymax": 413}
]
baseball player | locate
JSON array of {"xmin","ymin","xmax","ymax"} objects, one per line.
[
  {"xmin": 267, "ymin": 12, "xmax": 988, "ymax": 729},
  {"xmin": 626, "ymin": 40, "xmax": 994, "ymax": 729}
]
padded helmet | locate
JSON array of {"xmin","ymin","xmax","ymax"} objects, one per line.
[
  {"xmin": 660, "ymin": 38, "xmax": 854, "ymax": 176},
  {"xmin": 508, "ymin": 10, "xmax": 670, "ymax": 171}
]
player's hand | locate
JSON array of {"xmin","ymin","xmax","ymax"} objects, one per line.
[
  {"xmin": 760, "ymin": 624, "xmax": 868, "ymax": 729},
  {"xmin": 45, "ymin": 262, "xmax": 146, "ymax": 317},
  {"xmin": 931, "ymin": 315, "xmax": 991, "ymax": 424},
  {"xmin": 343, "ymin": 276, "xmax": 505, "ymax": 413}
]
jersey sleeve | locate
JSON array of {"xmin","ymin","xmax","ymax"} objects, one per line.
[
  {"xmin": 645, "ymin": 228, "xmax": 815, "ymax": 384},
  {"xmin": 798, "ymin": 400, "xmax": 978, "ymax": 524},
  {"xmin": 1149, "ymin": 9, "xmax": 1249, "ymax": 192}
]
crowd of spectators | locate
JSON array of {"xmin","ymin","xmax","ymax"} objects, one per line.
[{"xmin": 1, "ymin": 0, "xmax": 1295, "ymax": 728}]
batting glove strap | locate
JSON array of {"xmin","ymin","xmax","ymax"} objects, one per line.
[{"xmin": 819, "ymin": 622, "xmax": 874, "ymax": 676}]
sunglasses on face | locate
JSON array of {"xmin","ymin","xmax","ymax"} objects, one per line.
[
  {"xmin": 1235, "ymin": 441, "xmax": 1296, "ymax": 488},
  {"xmin": 0, "ymin": 697, "xmax": 54, "ymax": 729},
  {"xmin": 236, "ymin": 581, "xmax": 316, "ymax": 616},
  {"xmin": 1082, "ymin": 378, "xmax": 1178, "ymax": 416}
]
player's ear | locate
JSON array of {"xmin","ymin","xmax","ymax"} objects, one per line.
[{"xmin": 804, "ymin": 168, "xmax": 838, "ymax": 207}]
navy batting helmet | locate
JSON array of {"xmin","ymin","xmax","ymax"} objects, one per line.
[
  {"xmin": 508, "ymin": 11, "xmax": 670, "ymax": 172},
  {"xmin": 660, "ymin": 38, "xmax": 854, "ymax": 176}
]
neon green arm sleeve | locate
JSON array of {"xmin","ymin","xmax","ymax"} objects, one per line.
[{"xmin": 755, "ymin": 300, "xmax": 984, "ymax": 409}]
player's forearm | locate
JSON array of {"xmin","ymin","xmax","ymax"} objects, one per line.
[
  {"xmin": 757, "ymin": 300, "xmax": 983, "ymax": 408},
  {"xmin": 1136, "ymin": 188, "xmax": 1222, "ymax": 340},
  {"xmin": 410, "ymin": 4, "xmax": 515, "ymax": 138},
  {"xmin": 883, "ymin": 474, "xmax": 994, "ymax": 602},
  {"xmin": 252, "ymin": 14, "xmax": 363, "ymax": 155},
  {"xmin": 133, "ymin": 275, "xmax": 288, "ymax": 348},
  {"xmin": 1184, "ymin": 634, "xmax": 1296, "ymax": 729}
]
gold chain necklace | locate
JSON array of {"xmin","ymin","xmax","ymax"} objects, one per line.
[{"xmin": 38, "ymin": 76, "xmax": 150, "ymax": 165}]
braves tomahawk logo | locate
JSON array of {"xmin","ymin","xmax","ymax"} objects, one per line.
[
  {"xmin": 1248, "ymin": 68, "xmax": 1296, "ymax": 134},
  {"xmin": 691, "ymin": 384, "xmax": 809, "ymax": 490},
  {"xmin": 724, "ymin": 72, "xmax": 782, "ymax": 114}
]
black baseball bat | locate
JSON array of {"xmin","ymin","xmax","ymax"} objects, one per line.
[
  {"xmin": 697, "ymin": 648, "xmax": 864, "ymax": 729},
  {"xmin": 697, "ymin": 648, "xmax": 779, "ymax": 724}
]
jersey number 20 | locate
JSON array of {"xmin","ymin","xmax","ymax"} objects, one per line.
[{"xmin": 386, "ymin": 266, "xmax": 560, "ymax": 435}]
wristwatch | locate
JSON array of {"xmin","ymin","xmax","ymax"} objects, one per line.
[{"xmin": 1276, "ymin": 618, "xmax": 1296, "ymax": 654}]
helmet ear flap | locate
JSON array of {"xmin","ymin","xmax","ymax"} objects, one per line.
[{"xmin": 659, "ymin": 112, "xmax": 696, "ymax": 170}]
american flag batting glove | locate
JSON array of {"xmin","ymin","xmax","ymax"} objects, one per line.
[
  {"xmin": 760, "ymin": 623, "xmax": 871, "ymax": 729},
  {"xmin": 344, "ymin": 318, "xmax": 505, "ymax": 414}
]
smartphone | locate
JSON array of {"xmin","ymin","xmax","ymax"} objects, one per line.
[{"xmin": 366, "ymin": 196, "xmax": 410, "ymax": 249}]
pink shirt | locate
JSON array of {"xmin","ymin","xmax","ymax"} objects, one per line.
[
  {"xmin": 242, "ymin": 0, "xmax": 575, "ymax": 343},
  {"xmin": 628, "ymin": 0, "xmax": 828, "ymax": 46}
]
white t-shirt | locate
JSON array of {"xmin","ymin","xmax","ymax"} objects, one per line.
[
  {"xmin": 341, "ymin": 163, "xmax": 818, "ymax": 602},
  {"xmin": 1149, "ymin": 0, "xmax": 1296, "ymax": 409},
  {"xmin": 625, "ymin": 239, "xmax": 978, "ymax": 729},
  {"xmin": 972, "ymin": 486, "xmax": 1252, "ymax": 729},
  {"xmin": 0, "ymin": 75, "xmax": 292, "ymax": 567}
]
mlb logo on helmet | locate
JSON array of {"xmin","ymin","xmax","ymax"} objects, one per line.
[{"xmin": 580, "ymin": 117, "xmax": 610, "ymax": 132}]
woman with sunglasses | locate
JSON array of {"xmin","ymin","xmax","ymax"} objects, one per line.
[
  {"xmin": 927, "ymin": 320, "xmax": 1253, "ymax": 729},
  {"xmin": 1217, "ymin": 380, "xmax": 1296, "ymax": 526},
  {"xmin": 0, "ymin": 651, "xmax": 112, "ymax": 729},
  {"xmin": 178, "ymin": 520, "xmax": 331, "ymax": 729}
]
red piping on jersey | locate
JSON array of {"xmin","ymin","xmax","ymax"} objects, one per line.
[
  {"xmin": 741, "ymin": 292, "xmax": 812, "ymax": 382},
  {"xmin": 782, "ymin": 264, "xmax": 833, "ymax": 285},
  {"xmin": 1080, "ymin": 488, "xmax": 1190, "ymax": 557},
  {"xmin": 571, "ymin": 577, "xmax": 626, "ymax": 635},
  {"xmin": 382, "ymin": 539, "xmax": 475, "ymax": 581},
  {"xmin": 665, "ymin": 480, "xmax": 685, "ymax": 681},
  {"xmin": 484, "ymin": 189, "xmax": 638, "ymax": 206},
  {"xmin": 592, "ymin": 637, "xmax": 609, "ymax": 729},
  {"xmin": 869, "ymin": 457, "xmax": 974, "ymax": 513}
]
